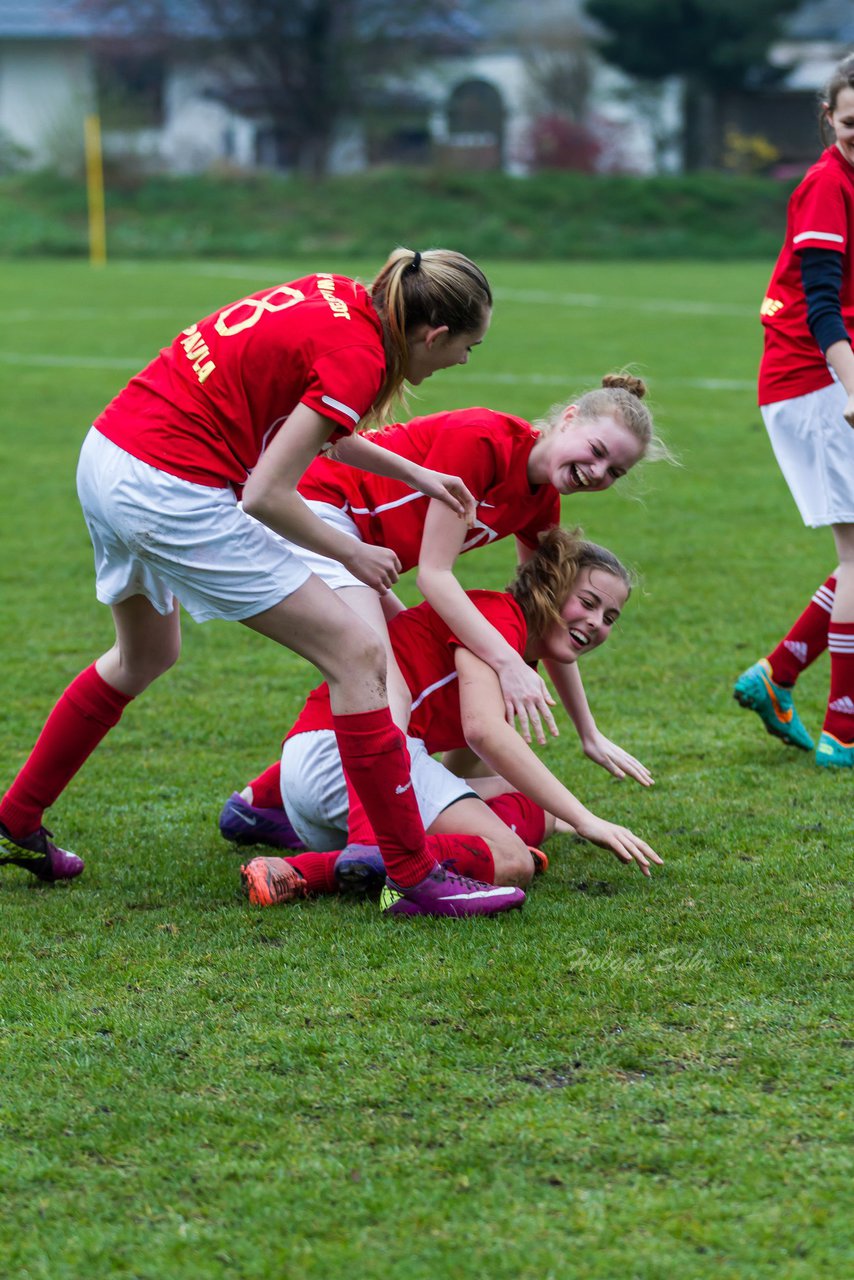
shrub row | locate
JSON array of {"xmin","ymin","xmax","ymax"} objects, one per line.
[{"xmin": 0, "ymin": 166, "xmax": 799, "ymax": 260}]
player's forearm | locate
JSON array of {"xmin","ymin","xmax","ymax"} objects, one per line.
[
  {"xmin": 465, "ymin": 716, "xmax": 592, "ymax": 828},
  {"xmin": 244, "ymin": 486, "xmax": 359, "ymax": 564},
  {"xmin": 825, "ymin": 339, "xmax": 854, "ymax": 397},
  {"xmin": 416, "ymin": 566, "xmax": 522, "ymax": 673},
  {"xmin": 544, "ymin": 658, "xmax": 596, "ymax": 738},
  {"xmin": 330, "ymin": 432, "xmax": 420, "ymax": 485}
]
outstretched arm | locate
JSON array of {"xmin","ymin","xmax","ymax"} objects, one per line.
[
  {"xmin": 513, "ymin": 537, "xmax": 652, "ymax": 784},
  {"xmin": 456, "ymin": 647, "xmax": 661, "ymax": 876},
  {"xmin": 543, "ymin": 657, "xmax": 654, "ymax": 787},
  {"xmin": 416, "ymin": 503, "xmax": 558, "ymax": 745}
]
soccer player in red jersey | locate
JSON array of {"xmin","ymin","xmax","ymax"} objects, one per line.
[
  {"xmin": 238, "ymin": 528, "xmax": 663, "ymax": 912},
  {"xmin": 0, "ymin": 248, "xmax": 528, "ymax": 917},
  {"xmin": 220, "ymin": 372, "xmax": 672, "ymax": 850},
  {"xmin": 734, "ymin": 56, "xmax": 854, "ymax": 768}
]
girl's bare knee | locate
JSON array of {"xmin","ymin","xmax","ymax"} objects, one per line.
[
  {"xmin": 490, "ymin": 836, "xmax": 535, "ymax": 887},
  {"xmin": 331, "ymin": 627, "xmax": 386, "ymax": 683},
  {"xmin": 100, "ymin": 639, "xmax": 180, "ymax": 696}
]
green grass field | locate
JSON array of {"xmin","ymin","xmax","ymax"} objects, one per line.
[{"xmin": 1, "ymin": 258, "xmax": 851, "ymax": 1279}]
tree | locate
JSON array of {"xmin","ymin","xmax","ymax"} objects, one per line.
[
  {"xmin": 80, "ymin": 0, "xmax": 488, "ymax": 175},
  {"xmin": 584, "ymin": 0, "xmax": 803, "ymax": 169}
]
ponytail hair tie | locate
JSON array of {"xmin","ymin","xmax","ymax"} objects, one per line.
[{"xmin": 411, "ymin": 251, "xmax": 422, "ymax": 271}]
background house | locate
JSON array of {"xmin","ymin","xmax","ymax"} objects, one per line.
[
  {"xmin": 712, "ymin": 0, "xmax": 854, "ymax": 175},
  {"xmin": 0, "ymin": 0, "xmax": 851, "ymax": 179}
]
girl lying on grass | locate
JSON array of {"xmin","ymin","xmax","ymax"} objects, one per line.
[
  {"xmin": 221, "ymin": 373, "xmax": 672, "ymax": 853},
  {"xmin": 239, "ymin": 527, "xmax": 663, "ymax": 914}
]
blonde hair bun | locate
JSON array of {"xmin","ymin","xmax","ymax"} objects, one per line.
[{"xmin": 601, "ymin": 372, "xmax": 647, "ymax": 399}]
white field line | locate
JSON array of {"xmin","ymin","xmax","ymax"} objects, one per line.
[
  {"xmin": 0, "ymin": 307, "xmax": 188, "ymax": 323},
  {"xmin": 0, "ymin": 293, "xmax": 757, "ymax": 323},
  {"xmin": 108, "ymin": 263, "xmax": 763, "ymax": 317},
  {"xmin": 0, "ymin": 349, "xmax": 754, "ymax": 390},
  {"xmin": 494, "ymin": 287, "xmax": 757, "ymax": 318},
  {"xmin": 0, "ymin": 351, "xmax": 144, "ymax": 369},
  {"xmin": 448, "ymin": 370, "xmax": 755, "ymax": 391},
  {"xmin": 0, "ymin": 285, "xmax": 758, "ymax": 324}
]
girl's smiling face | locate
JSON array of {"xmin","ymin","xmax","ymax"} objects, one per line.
[
  {"xmin": 532, "ymin": 408, "xmax": 643, "ymax": 496},
  {"xmin": 533, "ymin": 566, "xmax": 629, "ymax": 665},
  {"xmin": 828, "ymin": 85, "xmax": 854, "ymax": 168}
]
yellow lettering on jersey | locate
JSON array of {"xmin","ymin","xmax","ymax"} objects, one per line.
[
  {"xmin": 178, "ymin": 324, "xmax": 217, "ymax": 383},
  {"xmin": 182, "ymin": 333, "xmax": 206, "ymax": 357},
  {"xmin": 316, "ymin": 272, "xmax": 351, "ymax": 320},
  {"xmin": 760, "ymin": 296, "xmax": 784, "ymax": 317}
]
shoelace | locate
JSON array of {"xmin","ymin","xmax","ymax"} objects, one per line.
[{"xmin": 435, "ymin": 865, "xmax": 487, "ymax": 893}]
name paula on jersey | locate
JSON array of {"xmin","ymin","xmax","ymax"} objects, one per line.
[{"xmin": 178, "ymin": 274, "xmax": 353, "ymax": 387}]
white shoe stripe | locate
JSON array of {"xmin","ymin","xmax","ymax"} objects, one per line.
[{"xmin": 444, "ymin": 887, "xmax": 519, "ymax": 900}]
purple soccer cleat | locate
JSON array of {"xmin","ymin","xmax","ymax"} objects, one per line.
[
  {"xmin": 218, "ymin": 792, "xmax": 305, "ymax": 850},
  {"xmin": 333, "ymin": 843, "xmax": 387, "ymax": 894},
  {"xmin": 381, "ymin": 864, "xmax": 525, "ymax": 917},
  {"xmin": 0, "ymin": 822, "xmax": 84, "ymax": 882}
]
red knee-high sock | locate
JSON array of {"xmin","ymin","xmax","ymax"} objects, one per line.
[
  {"xmin": 430, "ymin": 832, "xmax": 496, "ymax": 883},
  {"xmin": 823, "ymin": 621, "xmax": 854, "ymax": 744},
  {"xmin": 284, "ymin": 851, "xmax": 339, "ymax": 895},
  {"xmin": 346, "ymin": 785, "xmax": 377, "ymax": 846},
  {"xmin": 767, "ymin": 575, "xmax": 836, "ymax": 686},
  {"xmin": 0, "ymin": 664, "xmax": 133, "ymax": 837},
  {"xmin": 332, "ymin": 707, "xmax": 434, "ymax": 887},
  {"xmin": 246, "ymin": 761, "xmax": 284, "ymax": 808},
  {"xmin": 485, "ymin": 792, "xmax": 547, "ymax": 847}
]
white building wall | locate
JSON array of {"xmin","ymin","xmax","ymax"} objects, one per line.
[
  {"xmin": 159, "ymin": 62, "xmax": 238, "ymax": 172},
  {"xmin": 0, "ymin": 39, "xmax": 93, "ymax": 169},
  {"xmin": 415, "ymin": 51, "xmax": 679, "ymax": 175}
]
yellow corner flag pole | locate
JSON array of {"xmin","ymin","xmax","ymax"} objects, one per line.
[{"xmin": 84, "ymin": 113, "xmax": 107, "ymax": 267}]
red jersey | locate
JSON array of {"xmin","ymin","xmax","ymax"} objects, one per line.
[
  {"xmin": 288, "ymin": 590, "xmax": 529, "ymax": 754},
  {"xmin": 299, "ymin": 408, "xmax": 561, "ymax": 569},
  {"xmin": 759, "ymin": 147, "xmax": 854, "ymax": 404},
  {"xmin": 94, "ymin": 275, "xmax": 386, "ymax": 489}
]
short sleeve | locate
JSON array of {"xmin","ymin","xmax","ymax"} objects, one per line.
[
  {"xmin": 301, "ymin": 343, "xmax": 387, "ymax": 437},
  {"xmin": 791, "ymin": 171, "xmax": 849, "ymax": 255},
  {"xmin": 447, "ymin": 592, "xmax": 528, "ymax": 658}
]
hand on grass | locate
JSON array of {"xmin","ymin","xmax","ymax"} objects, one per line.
[
  {"xmin": 573, "ymin": 814, "xmax": 663, "ymax": 877},
  {"xmin": 581, "ymin": 729, "xmax": 654, "ymax": 787}
]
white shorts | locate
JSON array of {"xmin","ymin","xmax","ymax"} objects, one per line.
[
  {"xmin": 76, "ymin": 428, "xmax": 312, "ymax": 622},
  {"xmin": 267, "ymin": 500, "xmax": 365, "ymax": 591},
  {"xmin": 280, "ymin": 730, "xmax": 475, "ymax": 851},
  {"xmin": 762, "ymin": 379, "xmax": 854, "ymax": 527}
]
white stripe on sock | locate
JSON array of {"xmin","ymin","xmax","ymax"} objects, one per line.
[{"xmin": 813, "ymin": 586, "xmax": 835, "ymax": 613}]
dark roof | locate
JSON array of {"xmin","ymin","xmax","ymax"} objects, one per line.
[
  {"xmin": 0, "ymin": 0, "xmax": 214, "ymax": 39},
  {"xmin": 785, "ymin": 0, "xmax": 854, "ymax": 42}
]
